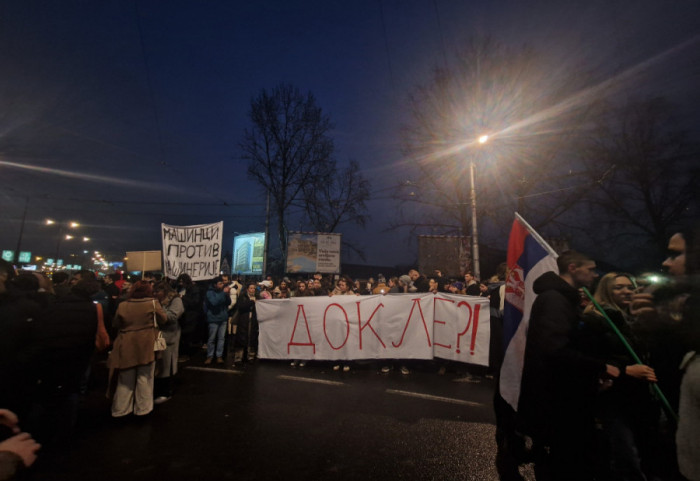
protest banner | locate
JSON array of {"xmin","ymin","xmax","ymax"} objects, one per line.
[
  {"xmin": 126, "ymin": 250, "xmax": 162, "ymax": 276},
  {"xmin": 257, "ymin": 293, "xmax": 490, "ymax": 365},
  {"xmin": 286, "ymin": 232, "xmax": 341, "ymax": 274},
  {"xmin": 162, "ymin": 221, "xmax": 223, "ymax": 281}
]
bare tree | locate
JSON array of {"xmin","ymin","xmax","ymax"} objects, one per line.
[
  {"xmin": 302, "ymin": 159, "xmax": 371, "ymax": 260},
  {"xmin": 241, "ymin": 84, "xmax": 371, "ymax": 268},
  {"xmin": 302, "ymin": 159, "xmax": 370, "ymax": 232},
  {"xmin": 241, "ymin": 84, "xmax": 334, "ymax": 258},
  {"xmin": 396, "ymin": 37, "xmax": 601, "ymax": 241},
  {"xmin": 578, "ymin": 96, "xmax": 699, "ymax": 262}
]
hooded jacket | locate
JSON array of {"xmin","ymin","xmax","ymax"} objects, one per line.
[{"xmin": 518, "ymin": 271, "xmax": 606, "ymax": 437}]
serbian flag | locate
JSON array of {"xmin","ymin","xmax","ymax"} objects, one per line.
[{"xmin": 499, "ymin": 213, "xmax": 558, "ymax": 411}]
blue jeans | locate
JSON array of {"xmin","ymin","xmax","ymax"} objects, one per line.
[{"xmin": 207, "ymin": 321, "xmax": 227, "ymax": 359}]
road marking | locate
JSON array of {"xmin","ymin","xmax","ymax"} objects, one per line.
[
  {"xmin": 276, "ymin": 375, "xmax": 345, "ymax": 386},
  {"xmin": 186, "ymin": 366, "xmax": 243, "ymax": 374},
  {"xmin": 386, "ymin": 389, "xmax": 484, "ymax": 407}
]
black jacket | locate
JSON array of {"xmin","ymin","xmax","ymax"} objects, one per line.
[
  {"xmin": 578, "ymin": 307, "xmax": 656, "ymax": 419},
  {"xmin": 518, "ymin": 272, "xmax": 606, "ymax": 437},
  {"xmin": 36, "ymin": 292, "xmax": 98, "ymax": 393}
]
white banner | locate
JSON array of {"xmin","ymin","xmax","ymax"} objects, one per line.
[
  {"xmin": 257, "ymin": 293, "xmax": 490, "ymax": 365},
  {"xmin": 161, "ymin": 221, "xmax": 223, "ymax": 281}
]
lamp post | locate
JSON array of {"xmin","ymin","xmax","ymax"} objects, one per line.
[
  {"xmin": 469, "ymin": 134, "xmax": 489, "ymax": 281},
  {"xmin": 46, "ymin": 219, "xmax": 85, "ymax": 269}
]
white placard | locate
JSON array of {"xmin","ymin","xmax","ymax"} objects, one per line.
[
  {"xmin": 162, "ymin": 221, "xmax": 223, "ymax": 281},
  {"xmin": 257, "ymin": 293, "xmax": 490, "ymax": 365}
]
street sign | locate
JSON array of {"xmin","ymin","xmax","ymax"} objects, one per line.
[
  {"xmin": 1, "ymin": 250, "xmax": 14, "ymax": 262},
  {"xmin": 18, "ymin": 251, "xmax": 31, "ymax": 263}
]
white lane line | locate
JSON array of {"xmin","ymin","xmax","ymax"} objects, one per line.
[
  {"xmin": 186, "ymin": 366, "xmax": 243, "ymax": 374},
  {"xmin": 276, "ymin": 375, "xmax": 345, "ymax": 386},
  {"xmin": 386, "ymin": 389, "xmax": 484, "ymax": 407}
]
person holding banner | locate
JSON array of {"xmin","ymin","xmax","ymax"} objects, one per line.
[
  {"xmin": 330, "ymin": 277, "xmax": 358, "ymax": 372},
  {"xmin": 203, "ymin": 277, "xmax": 231, "ymax": 365},
  {"xmin": 233, "ymin": 282, "xmax": 260, "ymax": 365}
]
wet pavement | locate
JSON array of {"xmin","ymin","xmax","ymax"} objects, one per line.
[{"xmin": 29, "ymin": 355, "xmax": 501, "ymax": 480}]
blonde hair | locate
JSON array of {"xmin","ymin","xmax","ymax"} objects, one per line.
[{"xmin": 583, "ymin": 272, "xmax": 634, "ymax": 315}]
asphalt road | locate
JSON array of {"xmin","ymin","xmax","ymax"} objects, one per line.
[{"xmin": 29, "ymin": 356, "xmax": 502, "ymax": 481}]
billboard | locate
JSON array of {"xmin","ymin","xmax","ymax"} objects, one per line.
[
  {"xmin": 286, "ymin": 232, "xmax": 341, "ymax": 274},
  {"xmin": 233, "ymin": 233, "xmax": 265, "ymax": 275}
]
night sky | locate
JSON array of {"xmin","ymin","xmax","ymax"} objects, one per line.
[{"xmin": 1, "ymin": 0, "xmax": 699, "ymax": 271}]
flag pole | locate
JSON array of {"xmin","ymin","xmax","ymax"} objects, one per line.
[
  {"xmin": 514, "ymin": 212, "xmax": 558, "ymax": 258},
  {"xmin": 582, "ymin": 287, "xmax": 678, "ymax": 423}
]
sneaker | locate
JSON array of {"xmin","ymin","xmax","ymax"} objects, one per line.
[
  {"xmin": 298, "ymin": 361, "xmax": 306, "ymax": 368},
  {"xmin": 333, "ymin": 364, "xmax": 340, "ymax": 371},
  {"xmin": 216, "ymin": 357, "xmax": 224, "ymax": 364},
  {"xmin": 204, "ymin": 357, "xmax": 212, "ymax": 365},
  {"xmin": 400, "ymin": 366, "xmax": 410, "ymax": 375},
  {"xmin": 290, "ymin": 361, "xmax": 298, "ymax": 367},
  {"xmin": 154, "ymin": 396, "xmax": 172, "ymax": 405},
  {"xmin": 343, "ymin": 365, "xmax": 350, "ymax": 372},
  {"xmin": 380, "ymin": 366, "xmax": 391, "ymax": 374}
]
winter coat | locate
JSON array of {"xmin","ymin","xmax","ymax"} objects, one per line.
[
  {"xmin": 518, "ymin": 271, "xmax": 606, "ymax": 439},
  {"xmin": 37, "ymin": 292, "xmax": 99, "ymax": 393},
  {"xmin": 205, "ymin": 287, "xmax": 230, "ymax": 323},
  {"xmin": 108, "ymin": 298, "xmax": 166, "ymax": 370},
  {"xmin": 579, "ymin": 307, "xmax": 656, "ymax": 419}
]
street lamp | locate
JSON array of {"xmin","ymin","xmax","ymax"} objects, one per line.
[
  {"xmin": 469, "ymin": 134, "xmax": 489, "ymax": 281},
  {"xmin": 45, "ymin": 219, "xmax": 87, "ymax": 269}
]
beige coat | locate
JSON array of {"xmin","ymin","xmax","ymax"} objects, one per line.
[{"xmin": 109, "ymin": 298, "xmax": 167, "ymax": 370}]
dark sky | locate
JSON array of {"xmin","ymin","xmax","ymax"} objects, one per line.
[{"xmin": 1, "ymin": 0, "xmax": 699, "ymax": 270}]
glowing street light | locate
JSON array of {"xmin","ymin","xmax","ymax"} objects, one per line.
[
  {"xmin": 45, "ymin": 219, "xmax": 83, "ymax": 269},
  {"xmin": 469, "ymin": 134, "xmax": 489, "ymax": 281}
]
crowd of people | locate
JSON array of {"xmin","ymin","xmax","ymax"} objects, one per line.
[
  {"xmin": 0, "ymin": 230, "xmax": 698, "ymax": 481},
  {"xmin": 496, "ymin": 230, "xmax": 699, "ymax": 481}
]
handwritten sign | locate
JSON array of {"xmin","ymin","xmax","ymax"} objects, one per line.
[
  {"xmin": 162, "ymin": 222, "xmax": 223, "ymax": 281},
  {"xmin": 257, "ymin": 293, "xmax": 490, "ymax": 365}
]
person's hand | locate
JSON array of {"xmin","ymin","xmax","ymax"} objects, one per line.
[
  {"xmin": 0, "ymin": 409, "xmax": 19, "ymax": 433},
  {"xmin": 0, "ymin": 433, "xmax": 41, "ymax": 467},
  {"xmin": 223, "ymin": 286, "xmax": 231, "ymax": 293},
  {"xmin": 605, "ymin": 364, "xmax": 620, "ymax": 378},
  {"xmin": 625, "ymin": 364, "xmax": 657, "ymax": 382},
  {"xmin": 630, "ymin": 292, "xmax": 656, "ymax": 318}
]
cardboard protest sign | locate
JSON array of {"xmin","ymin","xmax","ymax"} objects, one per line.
[
  {"xmin": 162, "ymin": 221, "xmax": 223, "ymax": 281},
  {"xmin": 126, "ymin": 250, "xmax": 162, "ymax": 273},
  {"xmin": 257, "ymin": 293, "xmax": 490, "ymax": 365}
]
